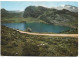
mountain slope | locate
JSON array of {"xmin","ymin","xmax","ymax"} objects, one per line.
[
  {"xmin": 23, "ymin": 6, "xmax": 48, "ymax": 18},
  {"xmin": 1, "ymin": 9, "xmax": 23, "ymax": 18},
  {"xmin": 23, "ymin": 6, "xmax": 78, "ymax": 28}
]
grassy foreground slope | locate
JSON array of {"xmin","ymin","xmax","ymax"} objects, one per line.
[{"xmin": 1, "ymin": 26, "xmax": 78, "ymax": 56}]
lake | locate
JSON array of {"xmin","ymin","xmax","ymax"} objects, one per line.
[{"xmin": 2, "ymin": 23, "xmax": 72, "ymax": 33}]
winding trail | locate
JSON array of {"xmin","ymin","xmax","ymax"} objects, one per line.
[{"xmin": 17, "ymin": 30, "xmax": 78, "ymax": 38}]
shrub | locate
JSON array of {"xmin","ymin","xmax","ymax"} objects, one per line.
[
  {"xmin": 22, "ymin": 43, "xmax": 39, "ymax": 56},
  {"xmin": 26, "ymin": 27, "xmax": 32, "ymax": 32},
  {"xmin": 12, "ymin": 42, "xmax": 18, "ymax": 47}
]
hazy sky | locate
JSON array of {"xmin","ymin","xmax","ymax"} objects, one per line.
[{"xmin": 1, "ymin": 1, "xmax": 78, "ymax": 11}]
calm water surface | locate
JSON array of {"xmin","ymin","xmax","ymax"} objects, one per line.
[{"xmin": 2, "ymin": 23, "xmax": 72, "ymax": 33}]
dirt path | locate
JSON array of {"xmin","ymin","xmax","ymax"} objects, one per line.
[{"xmin": 17, "ymin": 30, "xmax": 78, "ymax": 38}]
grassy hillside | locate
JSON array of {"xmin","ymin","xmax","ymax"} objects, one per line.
[
  {"xmin": 1, "ymin": 9, "xmax": 23, "ymax": 18},
  {"xmin": 1, "ymin": 17, "xmax": 47, "ymax": 23},
  {"xmin": 1, "ymin": 25, "xmax": 78, "ymax": 56}
]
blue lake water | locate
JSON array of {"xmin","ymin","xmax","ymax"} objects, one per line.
[{"xmin": 2, "ymin": 23, "xmax": 72, "ymax": 33}]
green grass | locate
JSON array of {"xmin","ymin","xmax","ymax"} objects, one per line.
[
  {"xmin": 1, "ymin": 25, "xmax": 78, "ymax": 56},
  {"xmin": 1, "ymin": 17, "xmax": 47, "ymax": 23}
]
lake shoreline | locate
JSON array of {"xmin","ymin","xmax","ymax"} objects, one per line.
[
  {"xmin": 2, "ymin": 22, "xmax": 75, "ymax": 34},
  {"xmin": 1, "ymin": 17, "xmax": 77, "ymax": 29}
]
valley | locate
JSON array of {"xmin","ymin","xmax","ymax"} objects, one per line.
[{"xmin": 1, "ymin": 1, "xmax": 78, "ymax": 56}]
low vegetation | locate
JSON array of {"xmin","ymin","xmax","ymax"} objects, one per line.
[
  {"xmin": 1, "ymin": 26, "xmax": 78, "ymax": 56},
  {"xmin": 1, "ymin": 17, "xmax": 47, "ymax": 23},
  {"xmin": 59, "ymin": 28, "xmax": 78, "ymax": 34}
]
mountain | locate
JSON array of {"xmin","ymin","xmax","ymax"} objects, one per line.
[
  {"xmin": 55, "ymin": 5, "xmax": 78, "ymax": 12},
  {"xmin": 23, "ymin": 6, "xmax": 48, "ymax": 18},
  {"xmin": 8, "ymin": 10, "xmax": 23, "ymax": 13},
  {"xmin": 8, "ymin": 10, "xmax": 24, "ymax": 18},
  {"xmin": 23, "ymin": 6, "xmax": 78, "ymax": 28},
  {"xmin": 1, "ymin": 9, "xmax": 23, "ymax": 18},
  {"xmin": 1, "ymin": 5, "xmax": 78, "ymax": 29}
]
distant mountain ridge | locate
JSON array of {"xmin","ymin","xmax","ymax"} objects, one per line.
[
  {"xmin": 55, "ymin": 5, "xmax": 78, "ymax": 12},
  {"xmin": 8, "ymin": 10, "xmax": 23, "ymax": 13}
]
